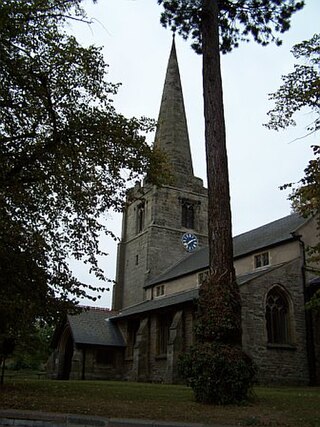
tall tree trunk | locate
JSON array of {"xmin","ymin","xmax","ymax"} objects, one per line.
[
  {"xmin": 0, "ymin": 356, "xmax": 5, "ymax": 386},
  {"xmin": 170, "ymin": 1, "xmax": 256, "ymax": 404},
  {"xmin": 197, "ymin": 0, "xmax": 241, "ymax": 345}
]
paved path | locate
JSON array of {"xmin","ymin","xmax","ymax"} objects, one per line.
[{"xmin": 0, "ymin": 410, "xmax": 235, "ymax": 427}]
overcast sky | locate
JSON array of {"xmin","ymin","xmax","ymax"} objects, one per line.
[{"xmin": 69, "ymin": 0, "xmax": 320, "ymax": 308}]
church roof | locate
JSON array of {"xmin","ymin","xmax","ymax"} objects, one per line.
[
  {"xmin": 233, "ymin": 212, "xmax": 308, "ymax": 258},
  {"xmin": 146, "ymin": 248, "xmax": 207, "ymax": 288},
  {"xmin": 114, "ymin": 288, "xmax": 198, "ymax": 319},
  {"xmin": 67, "ymin": 308, "xmax": 125, "ymax": 347},
  {"xmin": 145, "ymin": 213, "xmax": 309, "ymax": 287}
]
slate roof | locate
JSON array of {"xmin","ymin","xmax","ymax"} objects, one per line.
[
  {"xmin": 146, "ymin": 248, "xmax": 208, "ymax": 287},
  {"xmin": 114, "ymin": 288, "xmax": 198, "ymax": 320},
  {"xmin": 233, "ymin": 212, "xmax": 308, "ymax": 258},
  {"xmin": 146, "ymin": 213, "xmax": 309, "ymax": 287},
  {"xmin": 236, "ymin": 264, "xmax": 288, "ymax": 285},
  {"xmin": 67, "ymin": 308, "xmax": 125, "ymax": 347}
]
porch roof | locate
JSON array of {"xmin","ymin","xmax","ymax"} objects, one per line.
[
  {"xmin": 68, "ymin": 308, "xmax": 125, "ymax": 347},
  {"xmin": 113, "ymin": 288, "xmax": 198, "ymax": 319}
]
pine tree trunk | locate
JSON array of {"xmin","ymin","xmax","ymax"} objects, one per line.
[
  {"xmin": 177, "ymin": 2, "xmax": 257, "ymax": 404},
  {"xmin": 200, "ymin": 0, "xmax": 241, "ymax": 345}
]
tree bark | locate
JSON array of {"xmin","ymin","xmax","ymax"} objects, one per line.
[{"xmin": 200, "ymin": 0, "xmax": 241, "ymax": 345}]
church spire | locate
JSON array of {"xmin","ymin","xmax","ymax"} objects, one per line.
[{"xmin": 154, "ymin": 37, "xmax": 194, "ymax": 187}]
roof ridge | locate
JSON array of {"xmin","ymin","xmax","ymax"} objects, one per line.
[{"xmin": 78, "ymin": 306, "xmax": 118, "ymax": 314}]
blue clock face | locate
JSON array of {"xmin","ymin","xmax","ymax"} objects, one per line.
[{"xmin": 182, "ymin": 233, "xmax": 198, "ymax": 252}]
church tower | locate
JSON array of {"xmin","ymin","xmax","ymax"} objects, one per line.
[{"xmin": 112, "ymin": 38, "xmax": 208, "ymax": 310}]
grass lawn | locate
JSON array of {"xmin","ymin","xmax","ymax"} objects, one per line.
[{"xmin": 0, "ymin": 377, "xmax": 320, "ymax": 426}]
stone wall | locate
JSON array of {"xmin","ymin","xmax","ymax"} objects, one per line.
[
  {"xmin": 117, "ymin": 258, "xmax": 313, "ymax": 386},
  {"xmin": 114, "ymin": 253, "xmax": 315, "ymax": 386},
  {"xmin": 114, "ymin": 181, "xmax": 208, "ymax": 309},
  {"xmin": 70, "ymin": 347, "xmax": 124, "ymax": 381},
  {"xmin": 241, "ymin": 258, "xmax": 310, "ymax": 385},
  {"xmin": 118, "ymin": 304, "xmax": 195, "ymax": 384}
]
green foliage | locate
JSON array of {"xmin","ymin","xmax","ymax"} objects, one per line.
[
  {"xmin": 178, "ymin": 342, "xmax": 257, "ymax": 405},
  {"xmin": 285, "ymin": 145, "xmax": 320, "ymax": 262},
  {"xmin": 0, "ymin": 336, "xmax": 15, "ymax": 360},
  {"xmin": 157, "ymin": 0, "xmax": 304, "ymax": 54},
  {"xmin": 0, "ymin": 335, "xmax": 15, "ymax": 385},
  {"xmin": 266, "ymin": 34, "xmax": 320, "ymax": 307},
  {"xmin": 306, "ymin": 288, "xmax": 320, "ymax": 311},
  {"xmin": 195, "ymin": 274, "xmax": 242, "ymax": 344},
  {"xmin": 265, "ymin": 33, "xmax": 320, "ymax": 133},
  {"xmin": 182, "ymin": 275, "xmax": 256, "ymax": 405},
  {"xmin": 0, "ymin": 0, "xmax": 162, "ymax": 344},
  {"xmin": 8, "ymin": 323, "xmax": 54, "ymax": 371}
]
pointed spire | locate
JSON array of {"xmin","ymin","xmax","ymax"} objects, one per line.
[{"xmin": 154, "ymin": 37, "xmax": 194, "ymax": 187}]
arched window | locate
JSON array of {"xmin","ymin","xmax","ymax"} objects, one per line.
[{"xmin": 266, "ymin": 287, "xmax": 292, "ymax": 345}]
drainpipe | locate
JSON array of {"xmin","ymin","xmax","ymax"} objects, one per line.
[{"xmin": 294, "ymin": 233, "xmax": 316, "ymax": 385}]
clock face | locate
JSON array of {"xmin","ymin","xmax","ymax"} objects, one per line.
[{"xmin": 181, "ymin": 233, "xmax": 198, "ymax": 252}]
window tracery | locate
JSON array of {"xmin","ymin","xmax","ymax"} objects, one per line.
[{"xmin": 266, "ymin": 286, "xmax": 292, "ymax": 345}]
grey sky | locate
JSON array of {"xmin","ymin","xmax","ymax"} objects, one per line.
[{"xmin": 69, "ymin": 0, "xmax": 319, "ymax": 308}]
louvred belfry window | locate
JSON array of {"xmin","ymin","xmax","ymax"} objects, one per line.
[
  {"xmin": 182, "ymin": 200, "xmax": 194, "ymax": 229},
  {"xmin": 136, "ymin": 202, "xmax": 145, "ymax": 233}
]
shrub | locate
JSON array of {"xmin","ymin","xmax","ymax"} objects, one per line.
[{"xmin": 178, "ymin": 342, "xmax": 257, "ymax": 405}]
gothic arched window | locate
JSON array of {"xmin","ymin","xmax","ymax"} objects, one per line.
[{"xmin": 266, "ymin": 287, "xmax": 291, "ymax": 345}]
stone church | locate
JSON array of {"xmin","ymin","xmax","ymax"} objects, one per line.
[{"xmin": 48, "ymin": 39, "xmax": 320, "ymax": 386}]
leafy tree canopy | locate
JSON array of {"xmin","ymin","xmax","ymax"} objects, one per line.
[
  {"xmin": 266, "ymin": 34, "xmax": 320, "ymax": 253},
  {"xmin": 157, "ymin": 0, "xmax": 304, "ymax": 54},
  {"xmin": 0, "ymin": 0, "xmax": 162, "ymax": 341},
  {"xmin": 266, "ymin": 34, "xmax": 320, "ymax": 308},
  {"xmin": 266, "ymin": 33, "xmax": 320, "ymax": 134},
  {"xmin": 286, "ymin": 145, "xmax": 320, "ymax": 262}
]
